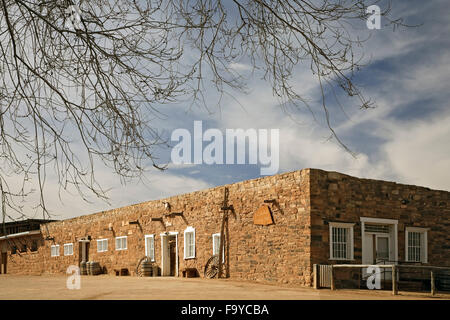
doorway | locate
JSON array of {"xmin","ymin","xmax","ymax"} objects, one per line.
[
  {"xmin": 78, "ymin": 240, "xmax": 90, "ymax": 265},
  {"xmin": 363, "ymin": 233, "xmax": 390, "ymax": 264},
  {"xmin": 361, "ymin": 217, "xmax": 398, "ymax": 281},
  {"xmin": 161, "ymin": 232, "xmax": 178, "ymax": 276},
  {"xmin": 0, "ymin": 252, "xmax": 6, "ymax": 274}
]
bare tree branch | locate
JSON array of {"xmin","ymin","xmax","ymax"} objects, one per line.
[{"xmin": 0, "ymin": 0, "xmax": 408, "ymax": 223}]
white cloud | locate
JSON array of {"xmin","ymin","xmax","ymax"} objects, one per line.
[
  {"xmin": 382, "ymin": 114, "xmax": 450, "ymax": 191},
  {"xmin": 229, "ymin": 62, "xmax": 252, "ymax": 72},
  {"xmin": 6, "ymin": 165, "xmax": 212, "ymax": 221}
]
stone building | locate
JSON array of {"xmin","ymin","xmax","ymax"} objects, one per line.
[{"xmin": 1, "ymin": 168, "xmax": 449, "ymax": 286}]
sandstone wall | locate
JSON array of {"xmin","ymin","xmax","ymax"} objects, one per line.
[
  {"xmin": 3, "ymin": 169, "xmax": 312, "ymax": 285},
  {"xmin": 309, "ymin": 169, "xmax": 450, "ymax": 267}
]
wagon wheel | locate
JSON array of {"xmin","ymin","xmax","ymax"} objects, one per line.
[
  {"xmin": 204, "ymin": 254, "xmax": 224, "ymax": 279},
  {"xmin": 136, "ymin": 256, "xmax": 149, "ymax": 277}
]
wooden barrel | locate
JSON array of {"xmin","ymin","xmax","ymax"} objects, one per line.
[
  {"xmin": 91, "ymin": 261, "xmax": 102, "ymax": 275},
  {"xmin": 86, "ymin": 261, "xmax": 92, "ymax": 275},
  {"xmin": 152, "ymin": 265, "xmax": 159, "ymax": 277},
  {"xmin": 80, "ymin": 261, "xmax": 87, "ymax": 275},
  {"xmin": 141, "ymin": 261, "xmax": 153, "ymax": 277}
]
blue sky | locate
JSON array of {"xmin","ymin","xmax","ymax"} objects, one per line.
[{"xmin": 20, "ymin": 0, "xmax": 450, "ymax": 220}]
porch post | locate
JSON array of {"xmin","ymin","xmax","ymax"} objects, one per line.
[
  {"xmin": 330, "ymin": 265, "xmax": 335, "ymax": 290},
  {"xmin": 392, "ymin": 265, "xmax": 398, "ymax": 295},
  {"xmin": 313, "ymin": 264, "xmax": 318, "ymax": 289},
  {"xmin": 431, "ymin": 270, "xmax": 436, "ymax": 296}
]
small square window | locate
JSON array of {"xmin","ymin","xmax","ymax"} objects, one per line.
[
  {"xmin": 51, "ymin": 245, "xmax": 60, "ymax": 257},
  {"xmin": 64, "ymin": 243, "xmax": 73, "ymax": 256},
  {"xmin": 115, "ymin": 236, "xmax": 127, "ymax": 250},
  {"xmin": 97, "ymin": 239, "xmax": 108, "ymax": 252}
]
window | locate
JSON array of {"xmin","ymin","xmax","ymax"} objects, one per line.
[
  {"xmin": 97, "ymin": 239, "xmax": 108, "ymax": 252},
  {"xmin": 19, "ymin": 244, "xmax": 27, "ymax": 253},
  {"xmin": 376, "ymin": 236, "xmax": 389, "ymax": 260},
  {"xmin": 329, "ymin": 222, "xmax": 354, "ymax": 260},
  {"xmin": 64, "ymin": 243, "xmax": 73, "ymax": 256},
  {"xmin": 31, "ymin": 240, "xmax": 38, "ymax": 252},
  {"xmin": 406, "ymin": 227, "xmax": 428, "ymax": 263},
  {"xmin": 51, "ymin": 245, "xmax": 60, "ymax": 257},
  {"xmin": 115, "ymin": 236, "xmax": 127, "ymax": 250},
  {"xmin": 365, "ymin": 224, "xmax": 390, "ymax": 233},
  {"xmin": 212, "ymin": 233, "xmax": 224, "ymax": 262},
  {"xmin": 145, "ymin": 235, "xmax": 155, "ymax": 261},
  {"xmin": 184, "ymin": 227, "xmax": 195, "ymax": 259}
]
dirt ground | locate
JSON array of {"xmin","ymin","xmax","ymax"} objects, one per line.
[{"xmin": 0, "ymin": 274, "xmax": 449, "ymax": 300}]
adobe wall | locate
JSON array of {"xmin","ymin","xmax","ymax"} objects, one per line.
[
  {"xmin": 0, "ymin": 234, "xmax": 45, "ymax": 275},
  {"xmin": 3, "ymin": 169, "xmax": 312, "ymax": 286},
  {"xmin": 309, "ymin": 169, "xmax": 450, "ymax": 267}
]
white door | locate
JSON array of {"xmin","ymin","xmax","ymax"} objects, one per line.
[{"xmin": 362, "ymin": 234, "xmax": 374, "ymax": 265}]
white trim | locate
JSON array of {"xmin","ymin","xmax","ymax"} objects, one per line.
[
  {"xmin": 144, "ymin": 234, "xmax": 155, "ymax": 262},
  {"xmin": 115, "ymin": 236, "xmax": 127, "ymax": 250},
  {"xmin": 0, "ymin": 230, "xmax": 40, "ymax": 240},
  {"xmin": 360, "ymin": 217, "xmax": 398, "ymax": 225},
  {"xmin": 405, "ymin": 227, "xmax": 428, "ymax": 263},
  {"xmin": 361, "ymin": 217, "xmax": 398, "ymax": 264},
  {"xmin": 329, "ymin": 222, "xmax": 354, "ymax": 260},
  {"xmin": 184, "ymin": 226, "xmax": 196, "ymax": 259},
  {"xmin": 50, "ymin": 244, "xmax": 60, "ymax": 257},
  {"xmin": 160, "ymin": 231, "xmax": 179, "ymax": 276},
  {"xmin": 63, "ymin": 243, "xmax": 73, "ymax": 256},
  {"xmin": 97, "ymin": 239, "xmax": 108, "ymax": 252}
]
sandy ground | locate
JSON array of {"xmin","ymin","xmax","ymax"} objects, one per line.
[{"xmin": 0, "ymin": 274, "xmax": 449, "ymax": 300}]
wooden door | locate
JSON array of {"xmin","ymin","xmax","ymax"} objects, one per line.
[{"xmin": 1, "ymin": 252, "xmax": 6, "ymax": 274}]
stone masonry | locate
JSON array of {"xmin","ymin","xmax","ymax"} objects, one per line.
[{"xmin": 1, "ymin": 168, "xmax": 449, "ymax": 287}]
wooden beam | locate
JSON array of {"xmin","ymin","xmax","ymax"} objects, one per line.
[
  {"xmin": 330, "ymin": 265, "xmax": 335, "ymax": 290},
  {"xmin": 218, "ymin": 187, "xmax": 229, "ymax": 279},
  {"xmin": 392, "ymin": 265, "xmax": 398, "ymax": 295},
  {"xmin": 431, "ymin": 271, "xmax": 436, "ymax": 296},
  {"xmin": 332, "ymin": 264, "xmax": 395, "ymax": 268},
  {"xmin": 313, "ymin": 264, "xmax": 318, "ymax": 289}
]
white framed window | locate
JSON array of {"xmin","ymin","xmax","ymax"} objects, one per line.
[
  {"xmin": 51, "ymin": 245, "xmax": 60, "ymax": 257},
  {"xmin": 97, "ymin": 239, "xmax": 108, "ymax": 253},
  {"xmin": 115, "ymin": 236, "xmax": 127, "ymax": 251},
  {"xmin": 329, "ymin": 222, "xmax": 354, "ymax": 260},
  {"xmin": 145, "ymin": 235, "xmax": 155, "ymax": 261},
  {"xmin": 184, "ymin": 226, "xmax": 195, "ymax": 259},
  {"xmin": 63, "ymin": 243, "xmax": 73, "ymax": 256},
  {"xmin": 212, "ymin": 233, "xmax": 225, "ymax": 262},
  {"xmin": 405, "ymin": 227, "xmax": 428, "ymax": 263}
]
